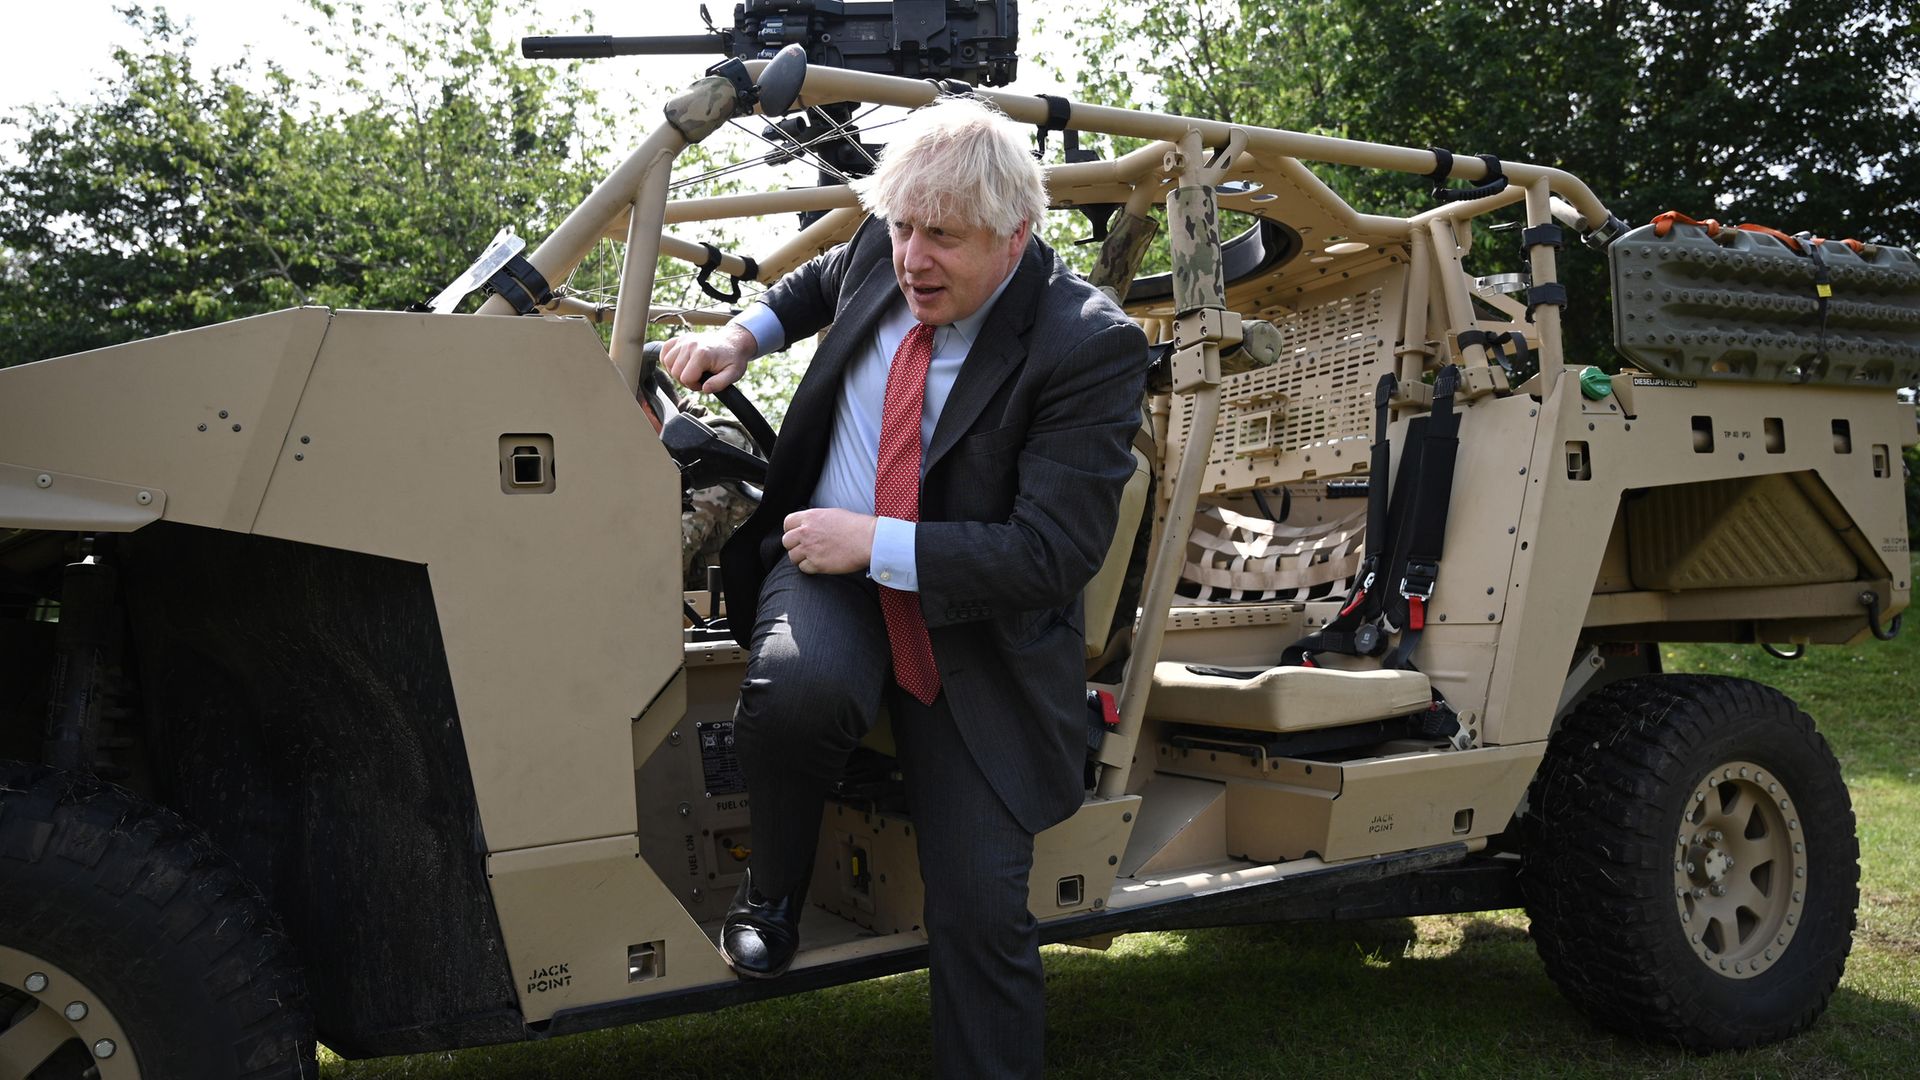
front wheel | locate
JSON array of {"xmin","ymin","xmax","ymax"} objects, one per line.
[
  {"xmin": 1520, "ymin": 674, "xmax": 1858, "ymax": 1050},
  {"xmin": 0, "ymin": 762, "xmax": 316, "ymax": 1079}
]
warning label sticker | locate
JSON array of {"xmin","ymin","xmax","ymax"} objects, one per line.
[
  {"xmin": 698, "ymin": 720, "xmax": 744, "ymax": 796},
  {"xmin": 1632, "ymin": 376, "xmax": 1696, "ymax": 388}
]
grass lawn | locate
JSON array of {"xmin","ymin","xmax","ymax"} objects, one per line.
[{"xmin": 323, "ymin": 603, "xmax": 1919, "ymax": 1079}]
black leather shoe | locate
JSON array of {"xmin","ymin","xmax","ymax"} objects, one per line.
[{"xmin": 721, "ymin": 869, "xmax": 806, "ymax": 979}]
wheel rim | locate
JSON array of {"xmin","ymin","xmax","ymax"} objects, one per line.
[
  {"xmin": 1672, "ymin": 759, "xmax": 1808, "ymax": 979},
  {"xmin": 0, "ymin": 944, "xmax": 140, "ymax": 1079}
]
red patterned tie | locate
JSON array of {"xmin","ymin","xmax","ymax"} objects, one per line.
[{"xmin": 875, "ymin": 322, "xmax": 940, "ymax": 705}]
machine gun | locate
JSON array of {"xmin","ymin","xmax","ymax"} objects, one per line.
[
  {"xmin": 525, "ymin": 1, "xmax": 1019, "ymax": 86},
  {"xmin": 525, "ymin": 2, "xmax": 1019, "ymax": 197}
]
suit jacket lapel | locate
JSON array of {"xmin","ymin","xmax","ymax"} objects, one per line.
[
  {"xmin": 767, "ymin": 237, "xmax": 900, "ymax": 500},
  {"xmin": 924, "ymin": 239, "xmax": 1047, "ymax": 473}
]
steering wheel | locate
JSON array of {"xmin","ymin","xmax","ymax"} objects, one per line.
[{"xmin": 640, "ymin": 340, "xmax": 778, "ymax": 458}]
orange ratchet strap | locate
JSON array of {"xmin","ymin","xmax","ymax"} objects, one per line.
[
  {"xmin": 1651, "ymin": 210, "xmax": 1866, "ymax": 254},
  {"xmin": 1651, "ymin": 210, "xmax": 1721, "ymax": 238}
]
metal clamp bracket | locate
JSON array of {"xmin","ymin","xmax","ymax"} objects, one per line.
[
  {"xmin": 1174, "ymin": 308, "xmax": 1243, "ymax": 350},
  {"xmin": 1169, "ymin": 342, "xmax": 1222, "ymax": 393}
]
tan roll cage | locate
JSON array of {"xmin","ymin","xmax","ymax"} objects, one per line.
[{"xmin": 480, "ymin": 61, "xmax": 1614, "ymax": 402}]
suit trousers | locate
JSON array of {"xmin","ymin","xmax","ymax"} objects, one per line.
[{"xmin": 736, "ymin": 555, "xmax": 1047, "ymax": 1079}]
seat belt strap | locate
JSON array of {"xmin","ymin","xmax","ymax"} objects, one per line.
[
  {"xmin": 1385, "ymin": 364, "xmax": 1463, "ymax": 670},
  {"xmin": 1281, "ymin": 371, "xmax": 1397, "ymax": 665}
]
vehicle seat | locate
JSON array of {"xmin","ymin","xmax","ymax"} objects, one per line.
[{"xmin": 1148, "ymin": 662, "xmax": 1430, "ymax": 733}]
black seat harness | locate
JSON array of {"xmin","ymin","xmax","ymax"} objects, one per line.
[
  {"xmin": 1280, "ymin": 364, "xmax": 1465, "ymax": 682},
  {"xmin": 1280, "ymin": 370, "xmax": 1398, "ymax": 665}
]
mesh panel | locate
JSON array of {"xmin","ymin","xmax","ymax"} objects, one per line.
[
  {"xmin": 1166, "ymin": 266, "xmax": 1404, "ymax": 495},
  {"xmin": 1179, "ymin": 499, "xmax": 1366, "ymax": 604}
]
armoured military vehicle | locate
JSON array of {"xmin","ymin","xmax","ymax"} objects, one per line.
[{"xmin": 1, "ymin": 2, "xmax": 1914, "ymax": 1074}]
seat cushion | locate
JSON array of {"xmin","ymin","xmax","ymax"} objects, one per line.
[{"xmin": 1148, "ymin": 662, "xmax": 1431, "ymax": 733}]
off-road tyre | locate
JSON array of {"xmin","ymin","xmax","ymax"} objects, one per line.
[
  {"xmin": 0, "ymin": 761, "xmax": 317, "ymax": 1078},
  {"xmin": 1520, "ymin": 674, "xmax": 1858, "ymax": 1050}
]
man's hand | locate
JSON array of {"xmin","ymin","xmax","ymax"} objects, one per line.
[
  {"xmin": 782, "ymin": 509, "xmax": 877, "ymax": 575},
  {"xmin": 660, "ymin": 324, "xmax": 755, "ymax": 394}
]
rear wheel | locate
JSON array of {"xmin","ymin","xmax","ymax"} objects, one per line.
[
  {"xmin": 1520, "ymin": 674, "xmax": 1858, "ymax": 1050},
  {"xmin": 0, "ymin": 762, "xmax": 316, "ymax": 1079}
]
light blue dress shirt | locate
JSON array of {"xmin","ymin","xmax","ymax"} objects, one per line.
[{"xmin": 730, "ymin": 268, "xmax": 1018, "ymax": 593}]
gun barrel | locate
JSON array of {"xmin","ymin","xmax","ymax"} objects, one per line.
[{"xmin": 521, "ymin": 34, "xmax": 727, "ymax": 59}]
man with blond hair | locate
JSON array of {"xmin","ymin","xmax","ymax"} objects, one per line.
[{"xmin": 662, "ymin": 95, "xmax": 1145, "ymax": 1077}]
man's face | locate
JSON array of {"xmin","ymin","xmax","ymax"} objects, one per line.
[{"xmin": 889, "ymin": 215, "xmax": 1029, "ymax": 326}]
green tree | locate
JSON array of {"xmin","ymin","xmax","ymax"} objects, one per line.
[
  {"xmin": 281, "ymin": 0, "xmax": 618, "ymax": 310},
  {"xmin": 0, "ymin": 8, "xmax": 298, "ymax": 362},
  {"xmin": 0, "ymin": 1, "xmax": 616, "ymax": 366}
]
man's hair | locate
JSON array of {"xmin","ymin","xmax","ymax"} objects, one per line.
[{"xmin": 855, "ymin": 96, "xmax": 1048, "ymax": 239}]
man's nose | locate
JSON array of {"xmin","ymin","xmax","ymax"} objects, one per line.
[{"xmin": 901, "ymin": 233, "xmax": 934, "ymax": 273}]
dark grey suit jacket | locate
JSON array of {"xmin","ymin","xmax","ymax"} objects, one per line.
[{"xmin": 721, "ymin": 216, "xmax": 1147, "ymax": 833}]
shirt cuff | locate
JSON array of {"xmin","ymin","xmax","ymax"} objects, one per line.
[
  {"xmin": 729, "ymin": 302, "xmax": 786, "ymax": 357},
  {"xmin": 868, "ymin": 517, "xmax": 919, "ymax": 592}
]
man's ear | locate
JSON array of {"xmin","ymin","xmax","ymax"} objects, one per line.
[{"xmin": 1008, "ymin": 218, "xmax": 1032, "ymax": 258}]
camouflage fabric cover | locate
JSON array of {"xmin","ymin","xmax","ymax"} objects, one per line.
[
  {"xmin": 1169, "ymin": 186, "xmax": 1225, "ymax": 315},
  {"xmin": 664, "ymin": 76, "xmax": 740, "ymax": 143},
  {"xmin": 680, "ymin": 408, "xmax": 761, "ymax": 589},
  {"xmin": 1220, "ymin": 319, "xmax": 1283, "ymax": 376},
  {"xmin": 1089, "ymin": 211, "xmax": 1160, "ymax": 304}
]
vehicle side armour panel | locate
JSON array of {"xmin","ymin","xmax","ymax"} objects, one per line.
[{"xmin": 119, "ymin": 522, "xmax": 527, "ymax": 1056}]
